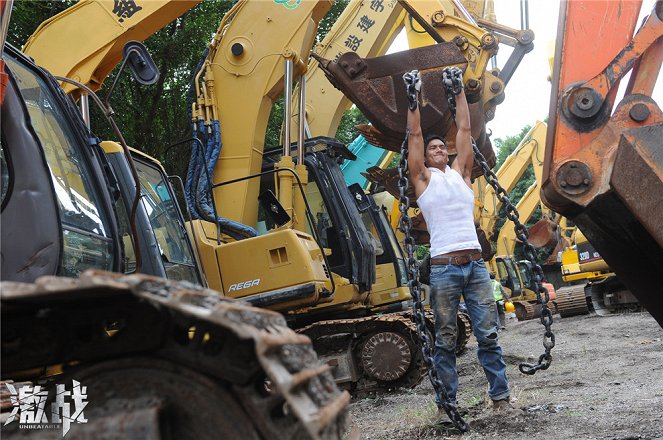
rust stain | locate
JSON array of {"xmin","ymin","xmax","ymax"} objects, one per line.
[{"xmin": 17, "ymin": 242, "xmax": 54, "ymax": 273}]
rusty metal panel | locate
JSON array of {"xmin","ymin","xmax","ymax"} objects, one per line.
[{"xmin": 566, "ymin": 121, "xmax": 663, "ymax": 328}]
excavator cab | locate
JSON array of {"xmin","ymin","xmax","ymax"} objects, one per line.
[
  {"xmin": 260, "ymin": 139, "xmax": 378, "ymax": 298},
  {"xmin": 493, "ymin": 256, "xmax": 523, "ymax": 299},
  {"xmin": 1, "ymin": 45, "xmax": 121, "ymax": 281},
  {"xmin": 1, "ymin": 44, "xmax": 202, "ymax": 286}
]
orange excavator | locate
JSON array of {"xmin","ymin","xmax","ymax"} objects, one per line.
[{"xmin": 542, "ymin": 0, "xmax": 663, "ymax": 327}]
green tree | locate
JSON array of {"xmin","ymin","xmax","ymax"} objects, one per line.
[
  {"xmin": 91, "ymin": 1, "xmax": 234, "ymax": 179},
  {"xmin": 335, "ymin": 106, "xmax": 369, "ymax": 145}
]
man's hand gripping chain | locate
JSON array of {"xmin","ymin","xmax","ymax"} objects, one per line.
[
  {"xmin": 442, "ymin": 66, "xmax": 464, "ymax": 119},
  {"xmin": 403, "ymin": 70, "xmax": 422, "ymax": 111}
]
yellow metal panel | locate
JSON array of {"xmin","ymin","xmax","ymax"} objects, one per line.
[
  {"xmin": 369, "ymin": 263, "xmax": 411, "ymax": 306},
  {"xmin": 206, "ymin": 0, "xmax": 332, "ymax": 225},
  {"xmin": 217, "ymin": 228, "xmax": 328, "ymax": 297}
]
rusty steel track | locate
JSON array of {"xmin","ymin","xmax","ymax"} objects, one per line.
[
  {"xmin": 299, "ymin": 313, "xmax": 424, "ymax": 396},
  {"xmin": 555, "ymin": 285, "xmax": 590, "ymax": 318},
  {"xmin": 1, "ymin": 271, "xmax": 349, "ymax": 439},
  {"xmin": 513, "ymin": 301, "xmax": 541, "ymax": 321},
  {"xmin": 298, "ymin": 310, "xmax": 472, "ymax": 396}
]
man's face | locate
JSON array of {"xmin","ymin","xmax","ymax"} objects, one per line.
[{"xmin": 426, "ymin": 139, "xmax": 448, "ymax": 169}]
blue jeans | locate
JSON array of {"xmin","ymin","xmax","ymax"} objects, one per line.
[{"xmin": 430, "ymin": 259, "xmax": 510, "ymax": 405}]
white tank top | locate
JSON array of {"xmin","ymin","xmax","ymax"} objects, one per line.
[{"xmin": 416, "ymin": 166, "xmax": 481, "ymax": 257}]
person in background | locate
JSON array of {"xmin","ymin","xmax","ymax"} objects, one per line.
[{"xmin": 490, "ymin": 273, "xmax": 507, "ymax": 330}]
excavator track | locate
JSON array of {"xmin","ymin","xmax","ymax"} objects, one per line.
[
  {"xmin": 555, "ymin": 285, "xmax": 590, "ymax": 318},
  {"xmin": 1, "ymin": 271, "xmax": 349, "ymax": 440},
  {"xmin": 298, "ymin": 311, "xmax": 472, "ymax": 396},
  {"xmin": 513, "ymin": 301, "xmax": 542, "ymax": 321},
  {"xmin": 454, "ymin": 310, "xmax": 473, "ymax": 354},
  {"xmin": 299, "ymin": 314, "xmax": 424, "ymax": 396}
]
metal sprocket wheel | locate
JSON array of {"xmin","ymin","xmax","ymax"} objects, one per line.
[{"xmin": 360, "ymin": 331, "xmax": 412, "ymax": 382}]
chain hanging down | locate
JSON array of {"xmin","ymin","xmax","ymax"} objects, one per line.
[
  {"xmin": 442, "ymin": 67, "xmax": 555, "ymax": 375},
  {"xmin": 399, "ymin": 70, "xmax": 469, "ymax": 432}
]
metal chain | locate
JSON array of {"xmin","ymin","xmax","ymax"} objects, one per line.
[
  {"xmin": 471, "ymin": 142, "xmax": 555, "ymax": 374},
  {"xmin": 443, "ymin": 75, "xmax": 555, "ymax": 375},
  {"xmin": 397, "ymin": 130, "xmax": 469, "ymax": 433}
]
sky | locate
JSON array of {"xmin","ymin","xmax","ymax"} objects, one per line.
[{"xmin": 388, "ymin": 0, "xmax": 662, "ymax": 143}]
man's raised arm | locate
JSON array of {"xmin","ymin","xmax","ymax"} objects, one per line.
[
  {"xmin": 453, "ymin": 88, "xmax": 473, "ymax": 184},
  {"xmin": 403, "ymin": 70, "xmax": 430, "ymax": 197},
  {"xmin": 443, "ymin": 68, "xmax": 474, "ymax": 186}
]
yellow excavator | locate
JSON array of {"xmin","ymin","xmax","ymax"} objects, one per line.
[
  {"xmin": 555, "ymin": 228, "xmax": 642, "ymax": 318},
  {"xmin": 1, "ymin": 1, "xmax": 348, "ymax": 438},
  {"xmin": 478, "ymin": 121, "xmax": 559, "ymax": 320},
  {"xmin": 22, "ymin": 0, "xmax": 214, "ymax": 285}
]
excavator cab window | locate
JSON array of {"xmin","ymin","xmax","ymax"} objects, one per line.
[
  {"xmin": 496, "ymin": 257, "xmax": 523, "ymax": 297},
  {"xmin": 135, "ymin": 159, "xmax": 200, "ymax": 284},
  {"xmin": 518, "ymin": 261, "xmax": 533, "ymax": 290},
  {"xmin": 5, "ymin": 54, "xmax": 115, "ymax": 277},
  {"xmin": 304, "ymin": 176, "xmax": 346, "ymax": 269}
]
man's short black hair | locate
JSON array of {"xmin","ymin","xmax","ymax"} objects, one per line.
[{"xmin": 424, "ymin": 134, "xmax": 446, "ymax": 154}]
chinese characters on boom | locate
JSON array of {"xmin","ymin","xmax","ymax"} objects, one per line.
[
  {"xmin": 3, "ymin": 381, "xmax": 89, "ymax": 437},
  {"xmin": 334, "ymin": 0, "xmax": 397, "ymax": 62},
  {"xmin": 112, "ymin": 0, "xmax": 142, "ymax": 23}
]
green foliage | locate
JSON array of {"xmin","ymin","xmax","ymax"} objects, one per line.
[
  {"xmin": 317, "ymin": 1, "xmax": 350, "ymax": 42},
  {"xmin": 491, "ymin": 125, "xmax": 534, "ymax": 237},
  {"xmin": 334, "ymin": 106, "xmax": 369, "ymax": 145},
  {"xmin": 416, "ymin": 245, "xmax": 429, "ymax": 260},
  {"xmin": 265, "ymin": 97, "xmax": 285, "ymax": 149}
]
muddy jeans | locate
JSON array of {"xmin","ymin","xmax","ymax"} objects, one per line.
[{"xmin": 430, "ymin": 259, "xmax": 510, "ymax": 405}]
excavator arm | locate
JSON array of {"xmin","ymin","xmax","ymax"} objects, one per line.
[
  {"xmin": 479, "ymin": 120, "xmax": 548, "ymax": 240},
  {"xmin": 23, "ymin": 0, "xmax": 201, "ymax": 96},
  {"xmin": 542, "ymin": 0, "xmax": 663, "ymax": 326},
  {"xmin": 194, "ymin": 0, "xmax": 332, "ymax": 226}
]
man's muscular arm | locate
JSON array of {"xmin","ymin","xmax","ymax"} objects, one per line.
[
  {"xmin": 404, "ymin": 70, "xmax": 430, "ymax": 197},
  {"xmin": 451, "ymin": 88, "xmax": 474, "ymax": 187},
  {"xmin": 452, "ymin": 88, "xmax": 473, "ymax": 185}
]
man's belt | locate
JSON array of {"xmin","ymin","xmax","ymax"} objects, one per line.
[{"xmin": 431, "ymin": 251, "xmax": 482, "ymax": 266}]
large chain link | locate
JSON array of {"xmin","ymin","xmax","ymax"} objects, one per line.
[
  {"xmin": 442, "ymin": 75, "xmax": 555, "ymax": 375},
  {"xmin": 397, "ymin": 131, "xmax": 469, "ymax": 432}
]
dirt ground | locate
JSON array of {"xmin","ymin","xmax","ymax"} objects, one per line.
[{"xmin": 348, "ymin": 311, "xmax": 663, "ymax": 440}]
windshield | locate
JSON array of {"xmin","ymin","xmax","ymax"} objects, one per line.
[
  {"xmin": 5, "ymin": 54, "xmax": 114, "ymax": 276},
  {"xmin": 518, "ymin": 263, "xmax": 532, "ymax": 288},
  {"xmin": 504, "ymin": 259, "xmax": 522, "ymax": 291},
  {"xmin": 135, "ymin": 159, "xmax": 200, "ymax": 284}
]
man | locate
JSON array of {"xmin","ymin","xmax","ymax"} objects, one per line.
[
  {"xmin": 490, "ymin": 273, "xmax": 507, "ymax": 330},
  {"xmin": 403, "ymin": 68, "xmax": 511, "ymax": 414}
]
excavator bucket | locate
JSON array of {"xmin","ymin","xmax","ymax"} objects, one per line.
[
  {"xmin": 527, "ymin": 217, "xmax": 559, "ymax": 249},
  {"xmin": 312, "ymin": 43, "xmax": 495, "ymax": 179}
]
